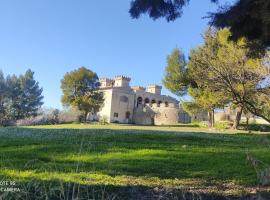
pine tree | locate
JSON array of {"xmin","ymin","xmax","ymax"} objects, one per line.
[
  {"xmin": 188, "ymin": 28, "xmax": 270, "ymax": 128},
  {"xmin": 18, "ymin": 69, "xmax": 44, "ymax": 118}
]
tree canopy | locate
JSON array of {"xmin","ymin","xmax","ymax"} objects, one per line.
[
  {"xmin": 188, "ymin": 28, "xmax": 270, "ymax": 126},
  {"xmin": 129, "ymin": 0, "xmax": 270, "ymax": 47},
  {"xmin": 163, "ymin": 28, "xmax": 270, "ymax": 129},
  {"xmin": 163, "ymin": 48, "xmax": 227, "ymax": 127},
  {"xmin": 61, "ymin": 67, "xmax": 104, "ymax": 122},
  {"xmin": 0, "ymin": 69, "xmax": 43, "ymax": 126}
]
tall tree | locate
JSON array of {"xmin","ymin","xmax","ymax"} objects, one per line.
[
  {"xmin": 163, "ymin": 48, "xmax": 192, "ymax": 96},
  {"xmin": 61, "ymin": 67, "xmax": 104, "ymax": 122},
  {"xmin": 0, "ymin": 69, "xmax": 43, "ymax": 126},
  {"xmin": 0, "ymin": 71, "xmax": 7, "ymax": 125},
  {"xmin": 18, "ymin": 69, "xmax": 44, "ymax": 118},
  {"xmin": 163, "ymin": 48, "xmax": 226, "ymax": 127},
  {"xmin": 188, "ymin": 28, "xmax": 270, "ymax": 128}
]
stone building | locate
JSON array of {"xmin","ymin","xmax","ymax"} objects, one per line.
[{"xmin": 96, "ymin": 75, "xmax": 180, "ymax": 125}]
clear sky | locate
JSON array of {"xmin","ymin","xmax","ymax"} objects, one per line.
[{"xmin": 0, "ymin": 0, "xmax": 233, "ymax": 109}]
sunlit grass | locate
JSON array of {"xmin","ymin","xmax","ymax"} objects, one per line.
[{"xmin": 0, "ymin": 123, "xmax": 270, "ymax": 197}]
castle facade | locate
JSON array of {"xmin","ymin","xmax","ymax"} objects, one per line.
[{"xmin": 96, "ymin": 75, "xmax": 180, "ymax": 125}]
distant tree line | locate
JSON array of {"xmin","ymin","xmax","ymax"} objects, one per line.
[
  {"xmin": 0, "ymin": 67, "xmax": 104, "ymax": 126},
  {"xmin": 0, "ymin": 69, "xmax": 43, "ymax": 126}
]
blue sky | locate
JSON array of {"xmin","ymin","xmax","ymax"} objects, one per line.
[{"xmin": 0, "ymin": 0, "xmax": 233, "ymax": 108}]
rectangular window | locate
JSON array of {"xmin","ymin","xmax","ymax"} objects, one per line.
[{"xmin": 113, "ymin": 113, "xmax": 118, "ymax": 117}]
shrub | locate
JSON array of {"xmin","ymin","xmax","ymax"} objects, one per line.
[
  {"xmin": 214, "ymin": 121, "xmax": 231, "ymax": 130},
  {"xmin": 99, "ymin": 115, "xmax": 109, "ymax": 125},
  {"xmin": 58, "ymin": 107, "xmax": 81, "ymax": 124},
  {"xmin": 191, "ymin": 120, "xmax": 208, "ymax": 128},
  {"xmin": 16, "ymin": 108, "xmax": 60, "ymax": 126}
]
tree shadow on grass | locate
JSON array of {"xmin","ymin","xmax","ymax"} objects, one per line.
[
  {"xmin": 0, "ymin": 127, "xmax": 270, "ymax": 197},
  {"xmin": 0, "ymin": 178, "xmax": 268, "ymax": 200}
]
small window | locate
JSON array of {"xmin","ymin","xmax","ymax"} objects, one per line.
[
  {"xmin": 125, "ymin": 111, "xmax": 130, "ymax": 119},
  {"xmin": 120, "ymin": 96, "xmax": 128, "ymax": 103},
  {"xmin": 114, "ymin": 113, "xmax": 118, "ymax": 117}
]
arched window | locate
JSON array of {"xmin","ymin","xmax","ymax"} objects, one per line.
[
  {"xmin": 158, "ymin": 101, "xmax": 162, "ymax": 107},
  {"xmin": 137, "ymin": 97, "xmax": 143, "ymax": 107},
  {"xmin": 165, "ymin": 101, "xmax": 169, "ymax": 107},
  {"xmin": 151, "ymin": 99, "xmax": 156, "ymax": 104},
  {"xmin": 144, "ymin": 98, "xmax": 150, "ymax": 106}
]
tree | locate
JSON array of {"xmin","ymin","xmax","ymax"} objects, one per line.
[
  {"xmin": 18, "ymin": 69, "xmax": 44, "ymax": 119},
  {"xmin": 0, "ymin": 71, "xmax": 8, "ymax": 125},
  {"xmin": 163, "ymin": 48, "xmax": 192, "ymax": 96},
  {"xmin": 211, "ymin": 0, "xmax": 270, "ymax": 48},
  {"xmin": 163, "ymin": 48, "xmax": 227, "ymax": 127},
  {"xmin": 129, "ymin": 0, "xmax": 217, "ymax": 22},
  {"xmin": 129, "ymin": 0, "xmax": 270, "ymax": 47},
  {"xmin": 187, "ymin": 87, "xmax": 228, "ymax": 127},
  {"xmin": 0, "ymin": 69, "xmax": 43, "ymax": 126},
  {"xmin": 188, "ymin": 28, "xmax": 270, "ymax": 129},
  {"xmin": 61, "ymin": 67, "xmax": 104, "ymax": 122}
]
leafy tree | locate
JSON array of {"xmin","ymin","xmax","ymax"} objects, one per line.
[
  {"xmin": 163, "ymin": 48, "xmax": 226, "ymax": 127},
  {"xmin": 188, "ymin": 28, "xmax": 270, "ymax": 128},
  {"xmin": 61, "ymin": 67, "xmax": 104, "ymax": 122},
  {"xmin": 187, "ymin": 87, "xmax": 228, "ymax": 127},
  {"xmin": 129, "ymin": 0, "xmax": 270, "ymax": 47}
]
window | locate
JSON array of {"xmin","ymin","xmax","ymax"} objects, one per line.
[
  {"xmin": 137, "ymin": 97, "xmax": 143, "ymax": 107},
  {"xmin": 120, "ymin": 95, "xmax": 128, "ymax": 103},
  {"xmin": 113, "ymin": 113, "xmax": 118, "ymax": 117},
  {"xmin": 125, "ymin": 111, "xmax": 130, "ymax": 119}
]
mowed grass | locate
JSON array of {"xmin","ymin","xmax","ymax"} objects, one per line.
[{"xmin": 0, "ymin": 123, "xmax": 270, "ymax": 197}]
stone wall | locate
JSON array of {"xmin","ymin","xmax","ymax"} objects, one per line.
[
  {"xmin": 152, "ymin": 103, "xmax": 179, "ymax": 125},
  {"xmin": 133, "ymin": 103, "xmax": 179, "ymax": 125}
]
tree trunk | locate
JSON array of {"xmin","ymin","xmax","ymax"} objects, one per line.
[
  {"xmin": 84, "ymin": 112, "xmax": 88, "ymax": 123},
  {"xmin": 232, "ymin": 105, "xmax": 243, "ymax": 129},
  {"xmin": 246, "ymin": 117, "xmax": 249, "ymax": 126},
  {"xmin": 212, "ymin": 109, "xmax": 215, "ymax": 127},
  {"xmin": 208, "ymin": 109, "xmax": 214, "ymax": 128}
]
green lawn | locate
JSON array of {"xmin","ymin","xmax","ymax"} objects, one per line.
[{"xmin": 0, "ymin": 124, "xmax": 269, "ymax": 199}]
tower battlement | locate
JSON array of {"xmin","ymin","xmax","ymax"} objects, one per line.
[
  {"xmin": 99, "ymin": 77, "xmax": 114, "ymax": 88},
  {"xmin": 146, "ymin": 84, "xmax": 162, "ymax": 95},
  {"xmin": 114, "ymin": 75, "xmax": 131, "ymax": 87}
]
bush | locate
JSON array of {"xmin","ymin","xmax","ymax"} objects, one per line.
[
  {"xmin": 215, "ymin": 121, "xmax": 231, "ymax": 130},
  {"xmin": 198, "ymin": 121, "xmax": 208, "ymax": 128},
  {"xmin": 99, "ymin": 115, "xmax": 109, "ymax": 125},
  {"xmin": 58, "ymin": 107, "xmax": 81, "ymax": 124},
  {"xmin": 239, "ymin": 123, "xmax": 270, "ymax": 132},
  {"xmin": 16, "ymin": 108, "xmax": 60, "ymax": 126},
  {"xmin": 191, "ymin": 120, "xmax": 208, "ymax": 128}
]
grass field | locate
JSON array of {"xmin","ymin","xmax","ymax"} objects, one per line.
[{"xmin": 0, "ymin": 124, "xmax": 270, "ymax": 199}]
